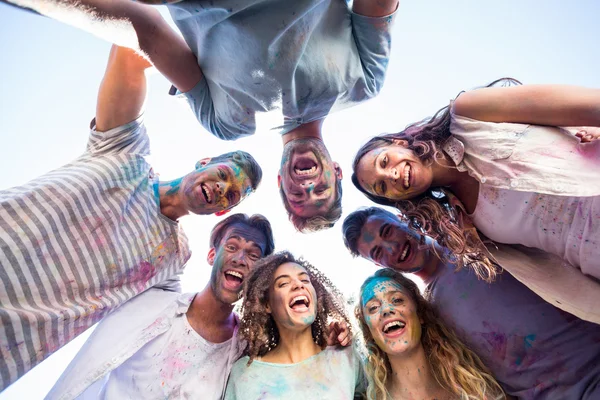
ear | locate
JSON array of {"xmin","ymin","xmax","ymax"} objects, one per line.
[
  {"xmin": 391, "ymin": 139, "xmax": 409, "ymax": 147},
  {"xmin": 207, "ymin": 248, "xmax": 216, "ymax": 266},
  {"xmin": 215, "ymin": 209, "xmax": 231, "ymax": 217},
  {"xmin": 333, "ymin": 162, "xmax": 343, "ymax": 180},
  {"xmin": 265, "ymin": 301, "xmax": 272, "ymax": 314},
  {"xmin": 277, "ymin": 173, "xmax": 282, "ymax": 188},
  {"xmin": 195, "ymin": 157, "xmax": 211, "ymax": 170}
]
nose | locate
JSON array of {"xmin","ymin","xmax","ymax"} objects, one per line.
[
  {"xmin": 215, "ymin": 181, "xmax": 228, "ymax": 197},
  {"xmin": 382, "ymin": 305, "xmax": 396, "ymax": 317},
  {"xmin": 231, "ymin": 251, "xmax": 247, "ymax": 268},
  {"xmin": 387, "ymin": 168, "xmax": 398, "ymax": 182},
  {"xmin": 291, "ymin": 278, "xmax": 305, "ymax": 291}
]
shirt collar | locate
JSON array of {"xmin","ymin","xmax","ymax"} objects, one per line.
[
  {"xmin": 442, "ymin": 136, "xmax": 467, "ymax": 171},
  {"xmin": 175, "ymin": 293, "xmax": 197, "ymax": 315}
]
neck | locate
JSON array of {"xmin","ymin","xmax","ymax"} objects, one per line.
[
  {"xmin": 387, "ymin": 345, "xmax": 449, "ymax": 400},
  {"xmin": 413, "ymin": 244, "xmax": 448, "ymax": 284},
  {"xmin": 281, "ymin": 119, "xmax": 324, "ymax": 145},
  {"xmin": 187, "ymin": 283, "xmax": 235, "ymax": 330},
  {"xmin": 267, "ymin": 325, "xmax": 321, "ymax": 364},
  {"xmin": 158, "ymin": 176, "xmax": 189, "ymax": 221},
  {"xmin": 429, "ymin": 155, "xmax": 464, "ymax": 188}
]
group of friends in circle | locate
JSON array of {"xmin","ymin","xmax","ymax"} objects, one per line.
[{"xmin": 1, "ymin": 0, "xmax": 599, "ymax": 399}]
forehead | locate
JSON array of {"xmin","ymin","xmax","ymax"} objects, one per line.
[
  {"xmin": 220, "ymin": 223, "xmax": 266, "ymax": 252},
  {"xmin": 274, "ymin": 262, "xmax": 308, "ymax": 277},
  {"xmin": 361, "ymin": 277, "xmax": 406, "ymax": 302}
]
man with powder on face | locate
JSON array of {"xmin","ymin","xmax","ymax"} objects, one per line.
[
  {"xmin": 7, "ymin": 0, "xmax": 399, "ymax": 232},
  {"xmin": 0, "ymin": 46, "xmax": 262, "ymax": 391},
  {"xmin": 46, "ymin": 213, "xmax": 275, "ymax": 399},
  {"xmin": 343, "ymin": 206, "xmax": 600, "ymax": 399}
]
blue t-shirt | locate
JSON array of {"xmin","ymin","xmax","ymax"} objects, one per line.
[
  {"xmin": 224, "ymin": 346, "xmax": 364, "ymax": 399},
  {"xmin": 168, "ymin": 0, "xmax": 396, "ymax": 140},
  {"xmin": 429, "ymin": 263, "xmax": 600, "ymax": 399}
]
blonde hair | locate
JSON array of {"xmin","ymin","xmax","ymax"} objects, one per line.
[{"xmin": 356, "ymin": 269, "xmax": 505, "ymax": 400}]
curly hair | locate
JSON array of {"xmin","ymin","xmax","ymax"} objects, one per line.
[
  {"xmin": 356, "ymin": 269, "xmax": 505, "ymax": 400},
  {"xmin": 351, "ymin": 78, "xmax": 520, "ymax": 281},
  {"xmin": 209, "ymin": 213, "xmax": 275, "ymax": 256},
  {"xmin": 239, "ymin": 251, "xmax": 351, "ymax": 364},
  {"xmin": 279, "ymin": 178, "xmax": 343, "ymax": 233}
]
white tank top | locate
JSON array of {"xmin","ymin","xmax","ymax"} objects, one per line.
[{"xmin": 469, "ymin": 185, "xmax": 600, "ymax": 278}]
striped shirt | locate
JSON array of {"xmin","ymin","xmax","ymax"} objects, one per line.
[{"xmin": 0, "ymin": 116, "xmax": 191, "ymax": 390}]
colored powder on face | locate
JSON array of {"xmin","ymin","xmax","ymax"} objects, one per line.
[
  {"xmin": 361, "ymin": 277, "xmax": 394, "ymax": 308},
  {"xmin": 362, "ymin": 231, "xmax": 375, "ymax": 244}
]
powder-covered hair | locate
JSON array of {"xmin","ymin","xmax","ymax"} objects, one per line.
[
  {"xmin": 279, "ymin": 177, "xmax": 343, "ymax": 233},
  {"xmin": 239, "ymin": 251, "xmax": 351, "ymax": 364},
  {"xmin": 209, "ymin": 213, "xmax": 275, "ymax": 256},
  {"xmin": 351, "ymin": 78, "xmax": 520, "ymax": 281},
  {"xmin": 356, "ymin": 269, "xmax": 505, "ymax": 400},
  {"xmin": 209, "ymin": 150, "xmax": 263, "ymax": 192}
]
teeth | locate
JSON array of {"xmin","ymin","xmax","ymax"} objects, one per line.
[
  {"xmin": 383, "ymin": 321, "xmax": 405, "ymax": 333},
  {"xmin": 290, "ymin": 295, "xmax": 308, "ymax": 307},
  {"xmin": 403, "ymin": 165, "xmax": 410, "ymax": 189},
  {"xmin": 400, "ymin": 243, "xmax": 410, "ymax": 261},
  {"xmin": 202, "ymin": 184, "xmax": 212, "ymax": 203},
  {"xmin": 294, "ymin": 166, "xmax": 317, "ymax": 176},
  {"xmin": 225, "ymin": 271, "xmax": 243, "ymax": 280}
]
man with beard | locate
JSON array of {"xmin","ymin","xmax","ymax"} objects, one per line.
[
  {"xmin": 0, "ymin": 46, "xmax": 262, "ymax": 391},
  {"xmin": 46, "ymin": 213, "xmax": 275, "ymax": 399},
  {"xmin": 6, "ymin": 0, "xmax": 398, "ymax": 231},
  {"xmin": 342, "ymin": 206, "xmax": 600, "ymax": 399}
]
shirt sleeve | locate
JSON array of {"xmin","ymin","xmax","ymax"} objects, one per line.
[
  {"xmin": 350, "ymin": 8, "xmax": 398, "ymax": 99},
  {"xmin": 170, "ymin": 79, "xmax": 254, "ymax": 141},
  {"xmin": 86, "ymin": 114, "xmax": 150, "ymax": 157}
]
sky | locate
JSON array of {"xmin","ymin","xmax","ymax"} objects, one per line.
[{"xmin": 1, "ymin": 0, "xmax": 600, "ymax": 398}]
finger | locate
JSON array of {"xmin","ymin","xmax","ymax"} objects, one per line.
[{"xmin": 341, "ymin": 336, "xmax": 351, "ymax": 347}]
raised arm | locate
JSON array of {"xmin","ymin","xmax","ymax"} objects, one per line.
[
  {"xmin": 453, "ymin": 84, "xmax": 600, "ymax": 127},
  {"xmin": 96, "ymin": 45, "xmax": 151, "ymax": 132},
  {"xmin": 6, "ymin": 0, "xmax": 201, "ymax": 92},
  {"xmin": 352, "ymin": 0, "xmax": 398, "ymax": 17}
]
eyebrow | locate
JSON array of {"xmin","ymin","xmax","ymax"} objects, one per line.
[
  {"xmin": 379, "ymin": 223, "xmax": 388, "ymax": 238},
  {"xmin": 369, "ymin": 245, "xmax": 379, "ymax": 261},
  {"xmin": 274, "ymin": 271, "xmax": 308, "ymax": 283},
  {"xmin": 225, "ymin": 234, "xmax": 265, "ymax": 253}
]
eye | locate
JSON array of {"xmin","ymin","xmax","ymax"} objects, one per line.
[
  {"xmin": 393, "ymin": 297, "xmax": 404, "ymax": 304},
  {"xmin": 381, "ymin": 155, "xmax": 388, "ymax": 168},
  {"xmin": 301, "ymin": 279, "xmax": 310, "ymax": 284},
  {"xmin": 278, "ymin": 282, "xmax": 289, "ymax": 288},
  {"xmin": 248, "ymin": 253, "xmax": 260, "ymax": 261},
  {"xmin": 382, "ymin": 224, "xmax": 391, "ymax": 238},
  {"xmin": 218, "ymin": 170, "xmax": 227, "ymax": 180},
  {"xmin": 226, "ymin": 244, "xmax": 236, "ymax": 251},
  {"xmin": 368, "ymin": 305, "xmax": 379, "ymax": 313},
  {"xmin": 379, "ymin": 181, "xmax": 387, "ymax": 195}
]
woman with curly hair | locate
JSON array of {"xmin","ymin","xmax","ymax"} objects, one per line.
[
  {"xmin": 357, "ymin": 268, "xmax": 505, "ymax": 400},
  {"xmin": 350, "ymin": 79, "xmax": 600, "ymax": 321},
  {"xmin": 224, "ymin": 251, "xmax": 364, "ymax": 399}
]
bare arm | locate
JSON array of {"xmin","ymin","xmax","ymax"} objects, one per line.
[
  {"xmin": 96, "ymin": 45, "xmax": 151, "ymax": 132},
  {"xmin": 453, "ymin": 84, "xmax": 600, "ymax": 127},
  {"xmin": 7, "ymin": 0, "xmax": 201, "ymax": 92},
  {"xmin": 352, "ymin": 0, "xmax": 398, "ymax": 17}
]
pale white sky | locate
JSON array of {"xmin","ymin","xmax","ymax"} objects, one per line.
[{"xmin": 1, "ymin": 1, "xmax": 599, "ymax": 398}]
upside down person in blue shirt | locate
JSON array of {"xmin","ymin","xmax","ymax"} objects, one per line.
[{"xmin": 10, "ymin": 0, "xmax": 399, "ymax": 232}]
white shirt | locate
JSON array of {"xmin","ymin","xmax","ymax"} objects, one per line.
[
  {"xmin": 102, "ymin": 313, "xmax": 234, "ymax": 399},
  {"xmin": 47, "ymin": 288, "xmax": 245, "ymax": 400}
]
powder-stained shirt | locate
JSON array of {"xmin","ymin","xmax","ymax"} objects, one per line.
[
  {"xmin": 101, "ymin": 302, "xmax": 238, "ymax": 399},
  {"xmin": 428, "ymin": 263, "xmax": 600, "ymax": 400},
  {"xmin": 0, "ymin": 116, "xmax": 191, "ymax": 390},
  {"xmin": 225, "ymin": 346, "xmax": 365, "ymax": 400},
  {"xmin": 168, "ymin": 0, "xmax": 396, "ymax": 140}
]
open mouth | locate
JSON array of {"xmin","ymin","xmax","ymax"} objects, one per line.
[
  {"xmin": 289, "ymin": 295, "xmax": 310, "ymax": 312},
  {"xmin": 382, "ymin": 320, "xmax": 406, "ymax": 334},
  {"xmin": 403, "ymin": 164, "xmax": 411, "ymax": 189},
  {"xmin": 293, "ymin": 158, "xmax": 319, "ymax": 178},
  {"xmin": 201, "ymin": 183, "xmax": 212, "ymax": 204},
  {"xmin": 398, "ymin": 241, "xmax": 411, "ymax": 263},
  {"xmin": 224, "ymin": 270, "xmax": 244, "ymax": 287}
]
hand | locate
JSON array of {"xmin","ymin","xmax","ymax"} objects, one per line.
[
  {"xmin": 326, "ymin": 321, "xmax": 351, "ymax": 347},
  {"xmin": 574, "ymin": 127, "xmax": 600, "ymax": 143}
]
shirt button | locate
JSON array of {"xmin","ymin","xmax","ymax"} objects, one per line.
[
  {"xmin": 480, "ymin": 177, "xmax": 487, "ymax": 183},
  {"xmin": 510, "ymin": 180, "xmax": 518, "ymax": 188}
]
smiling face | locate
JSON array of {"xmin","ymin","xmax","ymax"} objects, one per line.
[
  {"xmin": 183, "ymin": 159, "xmax": 253, "ymax": 215},
  {"xmin": 356, "ymin": 143, "xmax": 433, "ymax": 201},
  {"xmin": 361, "ymin": 277, "xmax": 422, "ymax": 356},
  {"xmin": 279, "ymin": 138, "xmax": 341, "ymax": 218},
  {"xmin": 208, "ymin": 223, "xmax": 267, "ymax": 304},
  {"xmin": 266, "ymin": 262, "xmax": 318, "ymax": 332},
  {"xmin": 356, "ymin": 213, "xmax": 435, "ymax": 273}
]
